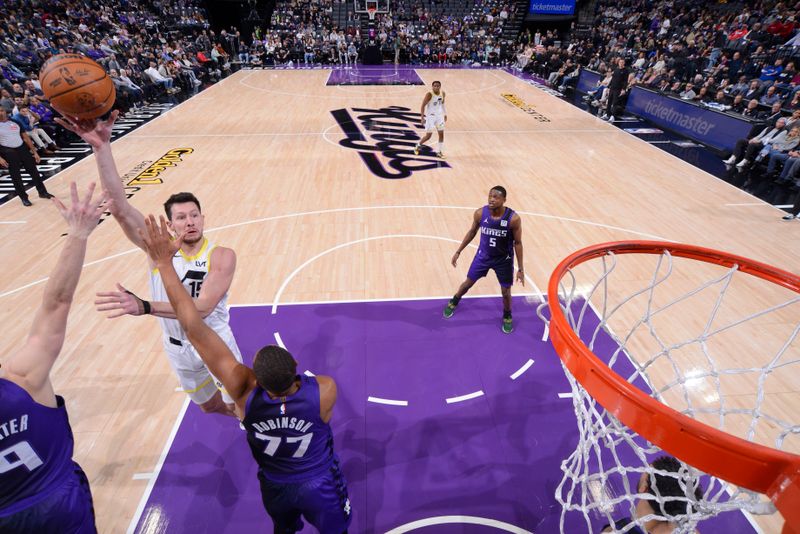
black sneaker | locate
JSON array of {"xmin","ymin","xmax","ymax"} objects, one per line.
[
  {"xmin": 21, "ymin": 198, "xmax": 32, "ymax": 206},
  {"xmin": 38, "ymin": 192, "xmax": 54, "ymax": 199},
  {"xmin": 782, "ymin": 214, "xmax": 797, "ymax": 221}
]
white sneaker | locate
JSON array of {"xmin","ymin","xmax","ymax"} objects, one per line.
[
  {"xmin": 782, "ymin": 214, "xmax": 797, "ymax": 221},
  {"xmin": 607, "ymin": 115, "xmax": 615, "ymax": 122},
  {"xmin": 736, "ymin": 159, "xmax": 749, "ymax": 168},
  {"xmin": 724, "ymin": 155, "xmax": 736, "ymax": 165}
]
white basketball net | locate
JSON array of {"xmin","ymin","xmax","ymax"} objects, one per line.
[{"xmin": 538, "ymin": 249, "xmax": 800, "ymax": 533}]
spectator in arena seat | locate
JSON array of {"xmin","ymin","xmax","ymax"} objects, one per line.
[
  {"xmin": 0, "ymin": 58, "xmax": 26, "ymax": 83},
  {"xmin": 145, "ymin": 61, "xmax": 177, "ymax": 93},
  {"xmin": 786, "ymin": 109, "xmax": 800, "ymax": 129},
  {"xmin": 741, "ymin": 98, "xmax": 764, "ymax": 119},
  {"xmin": 762, "ymin": 126, "xmax": 800, "ymax": 178},
  {"xmin": 763, "ymin": 102, "xmax": 785, "ymax": 124},
  {"xmin": 760, "ymin": 85, "xmax": 782, "ymax": 107},
  {"xmin": 743, "ymin": 79, "xmax": 763, "ymax": 101},
  {"xmin": 347, "ymin": 41, "xmax": 358, "ymax": 65},
  {"xmin": 0, "ymin": 89, "xmax": 14, "ymax": 114},
  {"xmin": 28, "ymin": 96, "xmax": 55, "ymax": 125},
  {"xmin": 725, "ymin": 117, "xmax": 788, "ymax": 168},
  {"xmin": 12, "ymin": 105, "xmax": 58, "ymax": 154},
  {"xmin": 731, "ymin": 94, "xmax": 747, "ymax": 113},
  {"xmin": 106, "ymin": 54, "xmax": 123, "ymax": 74},
  {"xmin": 679, "ymin": 83, "xmax": 696, "ymax": 100},
  {"xmin": 775, "ymin": 148, "xmax": 800, "ymax": 189},
  {"xmin": 23, "ymin": 80, "xmax": 44, "ymax": 99},
  {"xmin": 728, "ymin": 75, "xmax": 750, "ymax": 97}
]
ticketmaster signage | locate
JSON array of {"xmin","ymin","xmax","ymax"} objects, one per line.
[
  {"xmin": 528, "ymin": 0, "xmax": 575, "ymax": 14},
  {"xmin": 625, "ymin": 87, "xmax": 755, "ymax": 152}
]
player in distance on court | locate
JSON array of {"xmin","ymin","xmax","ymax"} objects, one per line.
[{"xmin": 414, "ymin": 80, "xmax": 447, "ymax": 158}]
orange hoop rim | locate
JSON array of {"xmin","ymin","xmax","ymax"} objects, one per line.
[{"xmin": 547, "ymin": 241, "xmax": 800, "ymax": 532}]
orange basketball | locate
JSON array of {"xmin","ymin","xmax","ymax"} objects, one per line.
[{"xmin": 39, "ymin": 54, "xmax": 116, "ymax": 120}]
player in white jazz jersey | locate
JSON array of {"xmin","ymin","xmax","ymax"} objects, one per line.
[
  {"xmin": 414, "ymin": 80, "xmax": 447, "ymax": 159},
  {"xmin": 56, "ymin": 111, "xmax": 243, "ymax": 417}
]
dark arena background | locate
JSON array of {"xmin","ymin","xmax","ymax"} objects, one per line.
[{"xmin": 0, "ymin": 0, "xmax": 799, "ymax": 533}]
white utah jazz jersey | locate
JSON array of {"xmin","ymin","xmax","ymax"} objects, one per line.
[
  {"xmin": 149, "ymin": 238, "xmax": 232, "ymax": 341},
  {"xmin": 425, "ymin": 92, "xmax": 445, "ymax": 117}
]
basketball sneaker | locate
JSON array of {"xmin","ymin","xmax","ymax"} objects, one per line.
[
  {"xmin": 443, "ymin": 298, "xmax": 459, "ymax": 318},
  {"xmin": 436, "ymin": 152, "xmax": 445, "ymax": 159},
  {"xmin": 414, "ymin": 144, "xmax": 421, "ymax": 155},
  {"xmin": 502, "ymin": 313, "xmax": 513, "ymax": 334},
  {"xmin": 783, "ymin": 214, "xmax": 797, "ymax": 221}
]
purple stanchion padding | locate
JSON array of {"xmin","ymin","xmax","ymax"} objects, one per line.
[{"xmin": 132, "ymin": 297, "xmax": 755, "ymax": 533}]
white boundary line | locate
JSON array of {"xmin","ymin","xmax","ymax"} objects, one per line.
[
  {"xmin": 445, "ymin": 390, "xmax": 484, "ymax": 404},
  {"xmin": 267, "ymin": 232, "xmax": 550, "ymax": 315},
  {"xmin": 126, "ymin": 397, "xmax": 190, "ymax": 534},
  {"xmin": 273, "ymin": 331, "xmax": 286, "ymax": 349},
  {"xmin": 557, "ymin": 392, "xmax": 573, "ymax": 399},
  {"xmin": 132, "ymin": 127, "xmax": 611, "ymax": 139},
  {"xmin": 510, "ymin": 359, "xmax": 535, "ymax": 380},
  {"xmin": 0, "ymin": 204, "xmax": 667, "ymax": 300},
  {"xmin": 238, "ymin": 67, "xmax": 510, "ymax": 98},
  {"xmin": 0, "ymin": 220, "xmax": 25, "ymax": 224},
  {"xmin": 385, "ymin": 514, "xmax": 533, "ymax": 534},
  {"xmin": 232, "ymin": 292, "xmax": 542, "ymax": 308},
  {"xmin": 367, "ymin": 396, "xmax": 409, "ymax": 406},
  {"xmin": 725, "ymin": 203, "xmax": 793, "ymax": 208}
]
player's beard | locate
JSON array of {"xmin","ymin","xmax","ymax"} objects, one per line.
[{"xmin": 182, "ymin": 231, "xmax": 203, "ymax": 245}]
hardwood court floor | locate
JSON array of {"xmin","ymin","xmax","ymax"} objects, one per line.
[{"xmin": 0, "ymin": 68, "xmax": 797, "ymax": 533}]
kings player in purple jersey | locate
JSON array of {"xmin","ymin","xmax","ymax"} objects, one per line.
[
  {"xmin": 0, "ymin": 183, "xmax": 108, "ymax": 533},
  {"xmin": 443, "ymin": 186, "xmax": 524, "ymax": 333},
  {"xmin": 138, "ymin": 215, "xmax": 351, "ymax": 534}
]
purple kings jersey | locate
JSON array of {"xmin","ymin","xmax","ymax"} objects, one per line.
[
  {"xmin": 243, "ymin": 375, "xmax": 336, "ymax": 483},
  {"xmin": 477, "ymin": 205, "xmax": 515, "ymax": 261},
  {"xmin": 0, "ymin": 378, "xmax": 77, "ymax": 516}
]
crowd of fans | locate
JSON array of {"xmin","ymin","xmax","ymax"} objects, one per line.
[
  {"xmin": 0, "ymin": 0, "xmax": 236, "ymax": 153},
  {"xmin": 518, "ymin": 1, "xmax": 799, "ymax": 115},
  {"xmin": 239, "ymin": 0, "xmax": 519, "ymax": 67},
  {"xmin": 3, "ymin": 0, "xmax": 800, "ymax": 208},
  {"xmin": 513, "ymin": 0, "xmax": 800, "ymax": 205}
]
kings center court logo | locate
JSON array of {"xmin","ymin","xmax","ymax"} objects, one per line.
[{"xmin": 330, "ymin": 106, "xmax": 451, "ymax": 179}]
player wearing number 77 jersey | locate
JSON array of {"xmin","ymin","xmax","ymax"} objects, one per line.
[
  {"xmin": 443, "ymin": 186, "xmax": 524, "ymax": 334},
  {"xmin": 0, "ymin": 183, "xmax": 108, "ymax": 533},
  {"xmin": 138, "ymin": 215, "xmax": 352, "ymax": 534}
]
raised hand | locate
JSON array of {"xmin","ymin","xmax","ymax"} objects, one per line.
[
  {"xmin": 52, "ymin": 182, "xmax": 111, "ymax": 239},
  {"xmin": 95, "ymin": 283, "xmax": 148, "ymax": 318},
  {"xmin": 54, "ymin": 110, "xmax": 119, "ymax": 148},
  {"xmin": 139, "ymin": 214, "xmax": 184, "ymax": 266}
]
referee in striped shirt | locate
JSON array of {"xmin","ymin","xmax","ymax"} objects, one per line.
[{"xmin": 0, "ymin": 107, "xmax": 52, "ymax": 206}]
